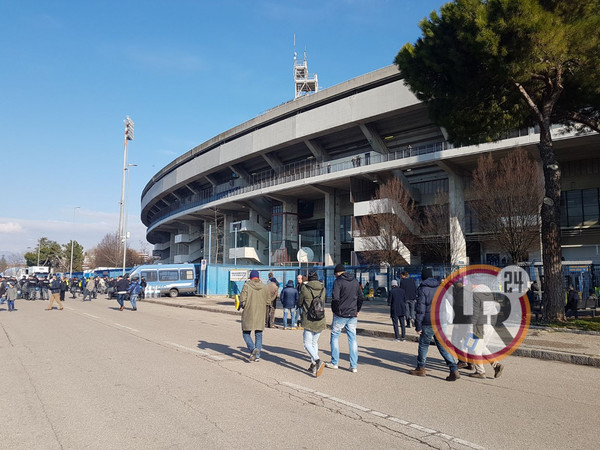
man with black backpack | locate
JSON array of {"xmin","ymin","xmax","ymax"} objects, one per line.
[
  {"xmin": 326, "ymin": 264, "xmax": 364, "ymax": 373},
  {"xmin": 299, "ymin": 271, "xmax": 327, "ymax": 377}
]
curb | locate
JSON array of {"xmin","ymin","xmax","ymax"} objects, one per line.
[{"xmin": 140, "ymin": 298, "xmax": 600, "ymax": 368}]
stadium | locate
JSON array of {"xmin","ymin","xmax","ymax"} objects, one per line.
[{"xmin": 141, "ymin": 64, "xmax": 600, "ymax": 270}]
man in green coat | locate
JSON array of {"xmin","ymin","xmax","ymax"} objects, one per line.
[
  {"xmin": 299, "ymin": 271, "xmax": 327, "ymax": 377},
  {"xmin": 240, "ymin": 270, "xmax": 271, "ymax": 361}
]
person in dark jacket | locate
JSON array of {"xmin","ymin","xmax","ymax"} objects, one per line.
[
  {"xmin": 265, "ymin": 273, "xmax": 279, "ymax": 328},
  {"xmin": 387, "ymin": 279, "xmax": 407, "ymax": 341},
  {"xmin": 400, "ymin": 271, "xmax": 417, "ymax": 327},
  {"xmin": 326, "ymin": 264, "xmax": 364, "ymax": 373},
  {"xmin": 280, "ymin": 280, "xmax": 299, "ymax": 329},
  {"xmin": 565, "ymin": 285, "xmax": 580, "ymax": 319},
  {"xmin": 46, "ymin": 275, "xmax": 64, "ymax": 311},
  {"xmin": 59, "ymin": 276, "xmax": 68, "ymax": 302},
  {"xmin": 115, "ymin": 275, "xmax": 130, "ymax": 311},
  {"xmin": 408, "ymin": 268, "xmax": 460, "ymax": 381},
  {"xmin": 299, "ymin": 271, "xmax": 327, "ymax": 377}
]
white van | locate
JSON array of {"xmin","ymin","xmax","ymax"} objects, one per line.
[{"xmin": 129, "ymin": 263, "xmax": 198, "ymax": 298}]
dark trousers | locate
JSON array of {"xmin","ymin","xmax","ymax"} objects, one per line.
[
  {"xmin": 265, "ymin": 300, "xmax": 277, "ymax": 327},
  {"xmin": 391, "ymin": 315, "xmax": 406, "ymax": 339},
  {"xmin": 59, "ymin": 291, "xmax": 66, "ymax": 301},
  {"xmin": 565, "ymin": 305, "xmax": 579, "ymax": 319}
]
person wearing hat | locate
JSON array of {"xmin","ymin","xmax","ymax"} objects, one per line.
[
  {"xmin": 280, "ymin": 279, "xmax": 299, "ymax": 329},
  {"xmin": 299, "ymin": 271, "xmax": 327, "ymax": 376},
  {"xmin": 325, "ymin": 264, "xmax": 364, "ymax": 373},
  {"xmin": 409, "ymin": 268, "xmax": 460, "ymax": 381},
  {"xmin": 387, "ymin": 279, "xmax": 407, "ymax": 341},
  {"xmin": 239, "ymin": 270, "xmax": 271, "ymax": 361}
]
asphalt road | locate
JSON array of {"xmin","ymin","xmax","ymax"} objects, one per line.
[{"xmin": 0, "ymin": 298, "xmax": 598, "ymax": 449}]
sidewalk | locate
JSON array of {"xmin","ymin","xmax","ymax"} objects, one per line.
[{"xmin": 139, "ymin": 295, "xmax": 600, "ymax": 368}]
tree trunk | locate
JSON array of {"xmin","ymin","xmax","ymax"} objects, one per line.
[{"xmin": 538, "ymin": 126, "xmax": 564, "ymax": 321}]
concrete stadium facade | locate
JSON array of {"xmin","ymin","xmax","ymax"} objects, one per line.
[{"xmin": 141, "ymin": 65, "xmax": 600, "ymax": 267}]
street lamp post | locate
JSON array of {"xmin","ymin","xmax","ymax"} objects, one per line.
[
  {"xmin": 69, "ymin": 206, "xmax": 80, "ymax": 278},
  {"xmin": 37, "ymin": 239, "xmax": 41, "ymax": 266}
]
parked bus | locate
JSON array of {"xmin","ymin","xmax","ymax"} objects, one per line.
[{"xmin": 128, "ymin": 263, "xmax": 199, "ymax": 298}]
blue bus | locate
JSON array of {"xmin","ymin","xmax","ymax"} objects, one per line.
[{"xmin": 129, "ymin": 263, "xmax": 199, "ymax": 298}]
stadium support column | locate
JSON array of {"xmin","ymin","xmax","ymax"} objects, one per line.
[
  {"xmin": 203, "ymin": 220, "xmax": 209, "ymax": 262},
  {"xmin": 447, "ymin": 172, "xmax": 467, "ymax": 266},
  {"xmin": 324, "ymin": 191, "xmax": 340, "ymax": 266},
  {"xmin": 449, "ymin": 175, "xmax": 467, "ymax": 265},
  {"xmin": 437, "ymin": 161, "xmax": 467, "ymax": 265},
  {"xmin": 282, "ymin": 200, "xmax": 298, "ymax": 259},
  {"xmin": 222, "ymin": 213, "xmax": 231, "ymax": 264}
]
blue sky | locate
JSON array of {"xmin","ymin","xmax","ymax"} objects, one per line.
[{"xmin": 0, "ymin": 0, "xmax": 444, "ymax": 256}]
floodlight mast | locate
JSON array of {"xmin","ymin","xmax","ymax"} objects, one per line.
[
  {"xmin": 293, "ymin": 36, "xmax": 318, "ymax": 99},
  {"xmin": 118, "ymin": 116, "xmax": 134, "ymax": 271}
]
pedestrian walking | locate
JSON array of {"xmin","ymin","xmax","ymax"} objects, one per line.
[
  {"xmin": 115, "ymin": 275, "xmax": 129, "ymax": 311},
  {"xmin": 83, "ymin": 277, "xmax": 96, "ymax": 301},
  {"xmin": 46, "ymin": 275, "xmax": 64, "ymax": 311},
  {"xmin": 40, "ymin": 276, "xmax": 50, "ymax": 300},
  {"xmin": 299, "ymin": 271, "xmax": 327, "ymax": 377},
  {"xmin": 296, "ymin": 274, "xmax": 307, "ymax": 328},
  {"xmin": 565, "ymin": 285, "xmax": 580, "ymax": 319},
  {"xmin": 240, "ymin": 270, "xmax": 271, "ymax": 362},
  {"xmin": 5, "ymin": 282, "xmax": 18, "ymax": 312},
  {"xmin": 59, "ymin": 276, "xmax": 67, "ymax": 302},
  {"xmin": 387, "ymin": 280, "xmax": 407, "ymax": 341},
  {"xmin": 280, "ymin": 280, "xmax": 298, "ymax": 329},
  {"xmin": 468, "ymin": 284, "xmax": 504, "ymax": 379},
  {"xmin": 266, "ymin": 272, "xmax": 279, "ymax": 328},
  {"xmin": 127, "ymin": 277, "xmax": 142, "ymax": 311},
  {"xmin": 326, "ymin": 264, "xmax": 363, "ymax": 373},
  {"xmin": 399, "ymin": 271, "xmax": 417, "ymax": 328},
  {"xmin": 408, "ymin": 268, "xmax": 460, "ymax": 381}
]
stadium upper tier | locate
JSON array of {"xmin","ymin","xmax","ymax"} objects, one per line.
[{"xmin": 141, "ymin": 64, "xmax": 598, "ymax": 252}]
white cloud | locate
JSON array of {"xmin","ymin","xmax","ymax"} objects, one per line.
[
  {"xmin": 0, "ymin": 222, "xmax": 23, "ymax": 233},
  {"xmin": 0, "ymin": 212, "xmax": 147, "ymax": 254}
]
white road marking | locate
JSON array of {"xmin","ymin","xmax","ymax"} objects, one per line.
[
  {"xmin": 281, "ymin": 381, "xmax": 484, "ymax": 449},
  {"xmin": 114, "ymin": 323, "xmax": 140, "ymax": 332},
  {"xmin": 164, "ymin": 341, "xmax": 225, "ymax": 361},
  {"xmin": 83, "ymin": 313, "xmax": 100, "ymax": 319}
]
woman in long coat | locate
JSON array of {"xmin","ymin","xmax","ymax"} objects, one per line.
[
  {"xmin": 387, "ymin": 280, "xmax": 407, "ymax": 340},
  {"xmin": 240, "ymin": 270, "xmax": 271, "ymax": 361}
]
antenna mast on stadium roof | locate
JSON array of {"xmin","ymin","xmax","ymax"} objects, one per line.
[{"xmin": 293, "ymin": 34, "xmax": 318, "ymax": 99}]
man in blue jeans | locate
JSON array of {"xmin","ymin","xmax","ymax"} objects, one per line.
[
  {"xmin": 409, "ymin": 268, "xmax": 460, "ymax": 381},
  {"xmin": 326, "ymin": 264, "xmax": 364, "ymax": 373}
]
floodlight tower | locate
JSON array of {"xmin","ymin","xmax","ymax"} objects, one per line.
[
  {"xmin": 118, "ymin": 116, "xmax": 134, "ymax": 250},
  {"xmin": 293, "ymin": 37, "xmax": 318, "ymax": 99}
]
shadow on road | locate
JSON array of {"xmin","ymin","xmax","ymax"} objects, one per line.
[{"xmin": 197, "ymin": 340, "xmax": 248, "ymax": 362}]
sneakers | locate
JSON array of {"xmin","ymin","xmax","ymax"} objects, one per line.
[
  {"xmin": 315, "ymin": 360, "xmax": 325, "ymax": 377},
  {"xmin": 307, "ymin": 362, "xmax": 316, "ymax": 372},
  {"xmin": 249, "ymin": 348, "xmax": 259, "ymax": 362},
  {"xmin": 350, "ymin": 367, "xmax": 357, "ymax": 373},
  {"xmin": 446, "ymin": 371, "xmax": 461, "ymax": 381},
  {"xmin": 325, "ymin": 362, "xmax": 338, "ymax": 369},
  {"xmin": 469, "ymin": 372, "xmax": 485, "ymax": 379},
  {"xmin": 494, "ymin": 364, "xmax": 504, "ymax": 378},
  {"xmin": 408, "ymin": 367, "xmax": 427, "ymax": 376}
]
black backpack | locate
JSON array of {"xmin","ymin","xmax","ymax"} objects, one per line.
[{"xmin": 307, "ymin": 286, "xmax": 325, "ymax": 321}]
